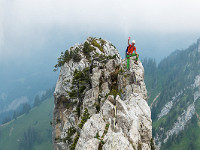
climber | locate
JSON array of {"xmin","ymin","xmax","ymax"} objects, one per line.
[{"xmin": 126, "ymin": 37, "xmax": 139, "ymax": 69}]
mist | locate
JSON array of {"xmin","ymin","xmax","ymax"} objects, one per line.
[
  {"xmin": 0, "ymin": 0, "xmax": 200, "ymax": 114},
  {"xmin": 1, "ymin": 0, "xmax": 200, "ymax": 63}
]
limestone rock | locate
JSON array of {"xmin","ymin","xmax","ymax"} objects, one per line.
[
  {"xmin": 103, "ymin": 131, "xmax": 134, "ymax": 150},
  {"xmin": 53, "ymin": 37, "xmax": 152, "ymax": 150},
  {"xmin": 76, "ymin": 114, "xmax": 106, "ymax": 149}
]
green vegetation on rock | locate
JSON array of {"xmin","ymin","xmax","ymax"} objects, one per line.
[
  {"xmin": 63, "ymin": 126, "xmax": 76, "ymax": 144},
  {"xmin": 83, "ymin": 41, "xmax": 95, "ymax": 59},
  {"xmin": 69, "ymin": 108, "xmax": 90, "ymax": 150},
  {"xmin": 54, "ymin": 47, "xmax": 81, "ymax": 71},
  {"xmin": 105, "ymin": 66, "xmax": 122, "ymax": 99},
  {"xmin": 91, "ymin": 38, "xmax": 104, "ymax": 53},
  {"xmin": 78, "ymin": 108, "xmax": 90, "ymax": 129},
  {"xmin": 70, "ymin": 133, "xmax": 80, "ymax": 150},
  {"xmin": 68, "ymin": 67, "xmax": 91, "ymax": 117}
]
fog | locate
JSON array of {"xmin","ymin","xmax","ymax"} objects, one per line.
[
  {"xmin": 0, "ymin": 0, "xmax": 200, "ymax": 113},
  {"xmin": 1, "ymin": 0, "xmax": 200, "ymax": 63}
]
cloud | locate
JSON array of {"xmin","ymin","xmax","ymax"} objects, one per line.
[
  {"xmin": 2, "ymin": 0, "xmax": 200, "ymax": 33},
  {"xmin": 0, "ymin": 0, "xmax": 200, "ymax": 61},
  {"xmin": 0, "ymin": 1, "xmax": 5, "ymax": 50},
  {"xmin": 0, "ymin": 92, "xmax": 7, "ymax": 102},
  {"xmin": 0, "ymin": 96, "xmax": 29, "ymax": 113},
  {"xmin": 0, "ymin": 24, "xmax": 3, "ymax": 47}
]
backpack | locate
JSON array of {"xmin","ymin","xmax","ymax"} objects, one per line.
[{"xmin": 125, "ymin": 45, "xmax": 131, "ymax": 58}]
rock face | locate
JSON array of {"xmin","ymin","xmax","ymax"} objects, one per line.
[{"xmin": 53, "ymin": 37, "xmax": 152, "ymax": 150}]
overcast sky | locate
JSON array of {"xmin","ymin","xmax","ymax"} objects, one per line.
[{"xmin": 1, "ymin": 0, "xmax": 200, "ymax": 63}]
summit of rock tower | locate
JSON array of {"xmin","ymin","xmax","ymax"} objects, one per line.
[{"xmin": 52, "ymin": 37, "xmax": 153, "ymax": 150}]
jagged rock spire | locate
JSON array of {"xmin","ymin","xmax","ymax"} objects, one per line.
[{"xmin": 53, "ymin": 37, "xmax": 153, "ymax": 150}]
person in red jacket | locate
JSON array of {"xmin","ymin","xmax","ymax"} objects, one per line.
[{"xmin": 126, "ymin": 37, "xmax": 139, "ymax": 69}]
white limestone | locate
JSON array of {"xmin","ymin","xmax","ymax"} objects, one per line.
[{"xmin": 53, "ymin": 37, "xmax": 152, "ymax": 150}]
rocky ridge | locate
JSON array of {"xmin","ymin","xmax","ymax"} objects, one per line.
[{"xmin": 53, "ymin": 37, "xmax": 153, "ymax": 150}]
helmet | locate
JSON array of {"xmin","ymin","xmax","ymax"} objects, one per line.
[{"xmin": 132, "ymin": 40, "xmax": 136, "ymax": 44}]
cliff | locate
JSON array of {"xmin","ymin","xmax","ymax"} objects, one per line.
[{"xmin": 53, "ymin": 37, "xmax": 153, "ymax": 150}]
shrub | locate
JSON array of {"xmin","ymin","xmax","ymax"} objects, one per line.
[
  {"xmin": 104, "ymin": 123, "xmax": 109, "ymax": 135},
  {"xmin": 110, "ymin": 69, "xmax": 119, "ymax": 91},
  {"xmin": 78, "ymin": 108, "xmax": 90, "ymax": 129},
  {"xmin": 95, "ymin": 132, "xmax": 100, "ymax": 139},
  {"xmin": 69, "ymin": 67, "xmax": 92, "ymax": 117},
  {"xmin": 68, "ymin": 90, "xmax": 77, "ymax": 98},
  {"xmin": 138, "ymin": 142, "xmax": 142, "ymax": 150},
  {"xmin": 150, "ymin": 138, "xmax": 155, "ymax": 150},
  {"xmin": 70, "ymin": 133, "xmax": 80, "ymax": 150},
  {"xmin": 95, "ymin": 123, "xmax": 110, "ymax": 150},
  {"xmin": 54, "ymin": 136, "xmax": 61, "ymax": 142},
  {"xmin": 54, "ymin": 48, "xmax": 81, "ymax": 71},
  {"xmin": 99, "ymin": 39, "xmax": 106, "ymax": 47},
  {"xmin": 75, "ymin": 105, "xmax": 81, "ymax": 118},
  {"xmin": 63, "ymin": 126, "xmax": 76, "ymax": 144},
  {"xmin": 119, "ymin": 68, "xmax": 124, "ymax": 74},
  {"xmin": 97, "ymin": 54, "xmax": 117, "ymax": 64},
  {"xmin": 94, "ymin": 102, "xmax": 100, "ymax": 113},
  {"xmin": 66, "ymin": 100, "xmax": 77, "ymax": 109},
  {"xmin": 56, "ymin": 118, "xmax": 61, "ymax": 123},
  {"xmin": 91, "ymin": 39, "xmax": 104, "ymax": 53},
  {"xmin": 72, "ymin": 48, "xmax": 81, "ymax": 62},
  {"xmin": 107, "ymin": 54, "xmax": 117, "ymax": 60},
  {"xmin": 106, "ymin": 89, "xmax": 122, "ymax": 99},
  {"xmin": 83, "ymin": 42, "xmax": 95, "ymax": 59},
  {"xmin": 70, "ymin": 67, "xmax": 91, "ymax": 99},
  {"xmin": 79, "ymin": 86, "xmax": 86, "ymax": 94}
]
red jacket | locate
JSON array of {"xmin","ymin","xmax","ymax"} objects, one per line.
[{"xmin": 127, "ymin": 44, "xmax": 136, "ymax": 54}]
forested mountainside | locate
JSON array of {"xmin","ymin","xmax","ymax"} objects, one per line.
[
  {"xmin": 0, "ymin": 97, "xmax": 54, "ymax": 150},
  {"xmin": 144, "ymin": 38, "xmax": 200, "ymax": 149}
]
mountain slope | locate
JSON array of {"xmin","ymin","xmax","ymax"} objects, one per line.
[
  {"xmin": 144, "ymin": 38, "xmax": 200, "ymax": 149},
  {"xmin": 0, "ymin": 61, "xmax": 58, "ymax": 124},
  {"xmin": 0, "ymin": 97, "xmax": 54, "ymax": 150}
]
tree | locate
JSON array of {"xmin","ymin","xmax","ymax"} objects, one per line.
[
  {"xmin": 33, "ymin": 95, "xmax": 41, "ymax": 107},
  {"xmin": 22, "ymin": 103, "xmax": 31, "ymax": 114},
  {"xmin": 13, "ymin": 111, "xmax": 18, "ymax": 120},
  {"xmin": 18, "ymin": 127, "xmax": 39, "ymax": 150},
  {"xmin": 2, "ymin": 116, "xmax": 11, "ymax": 124},
  {"xmin": 69, "ymin": 68, "xmax": 91, "ymax": 117}
]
